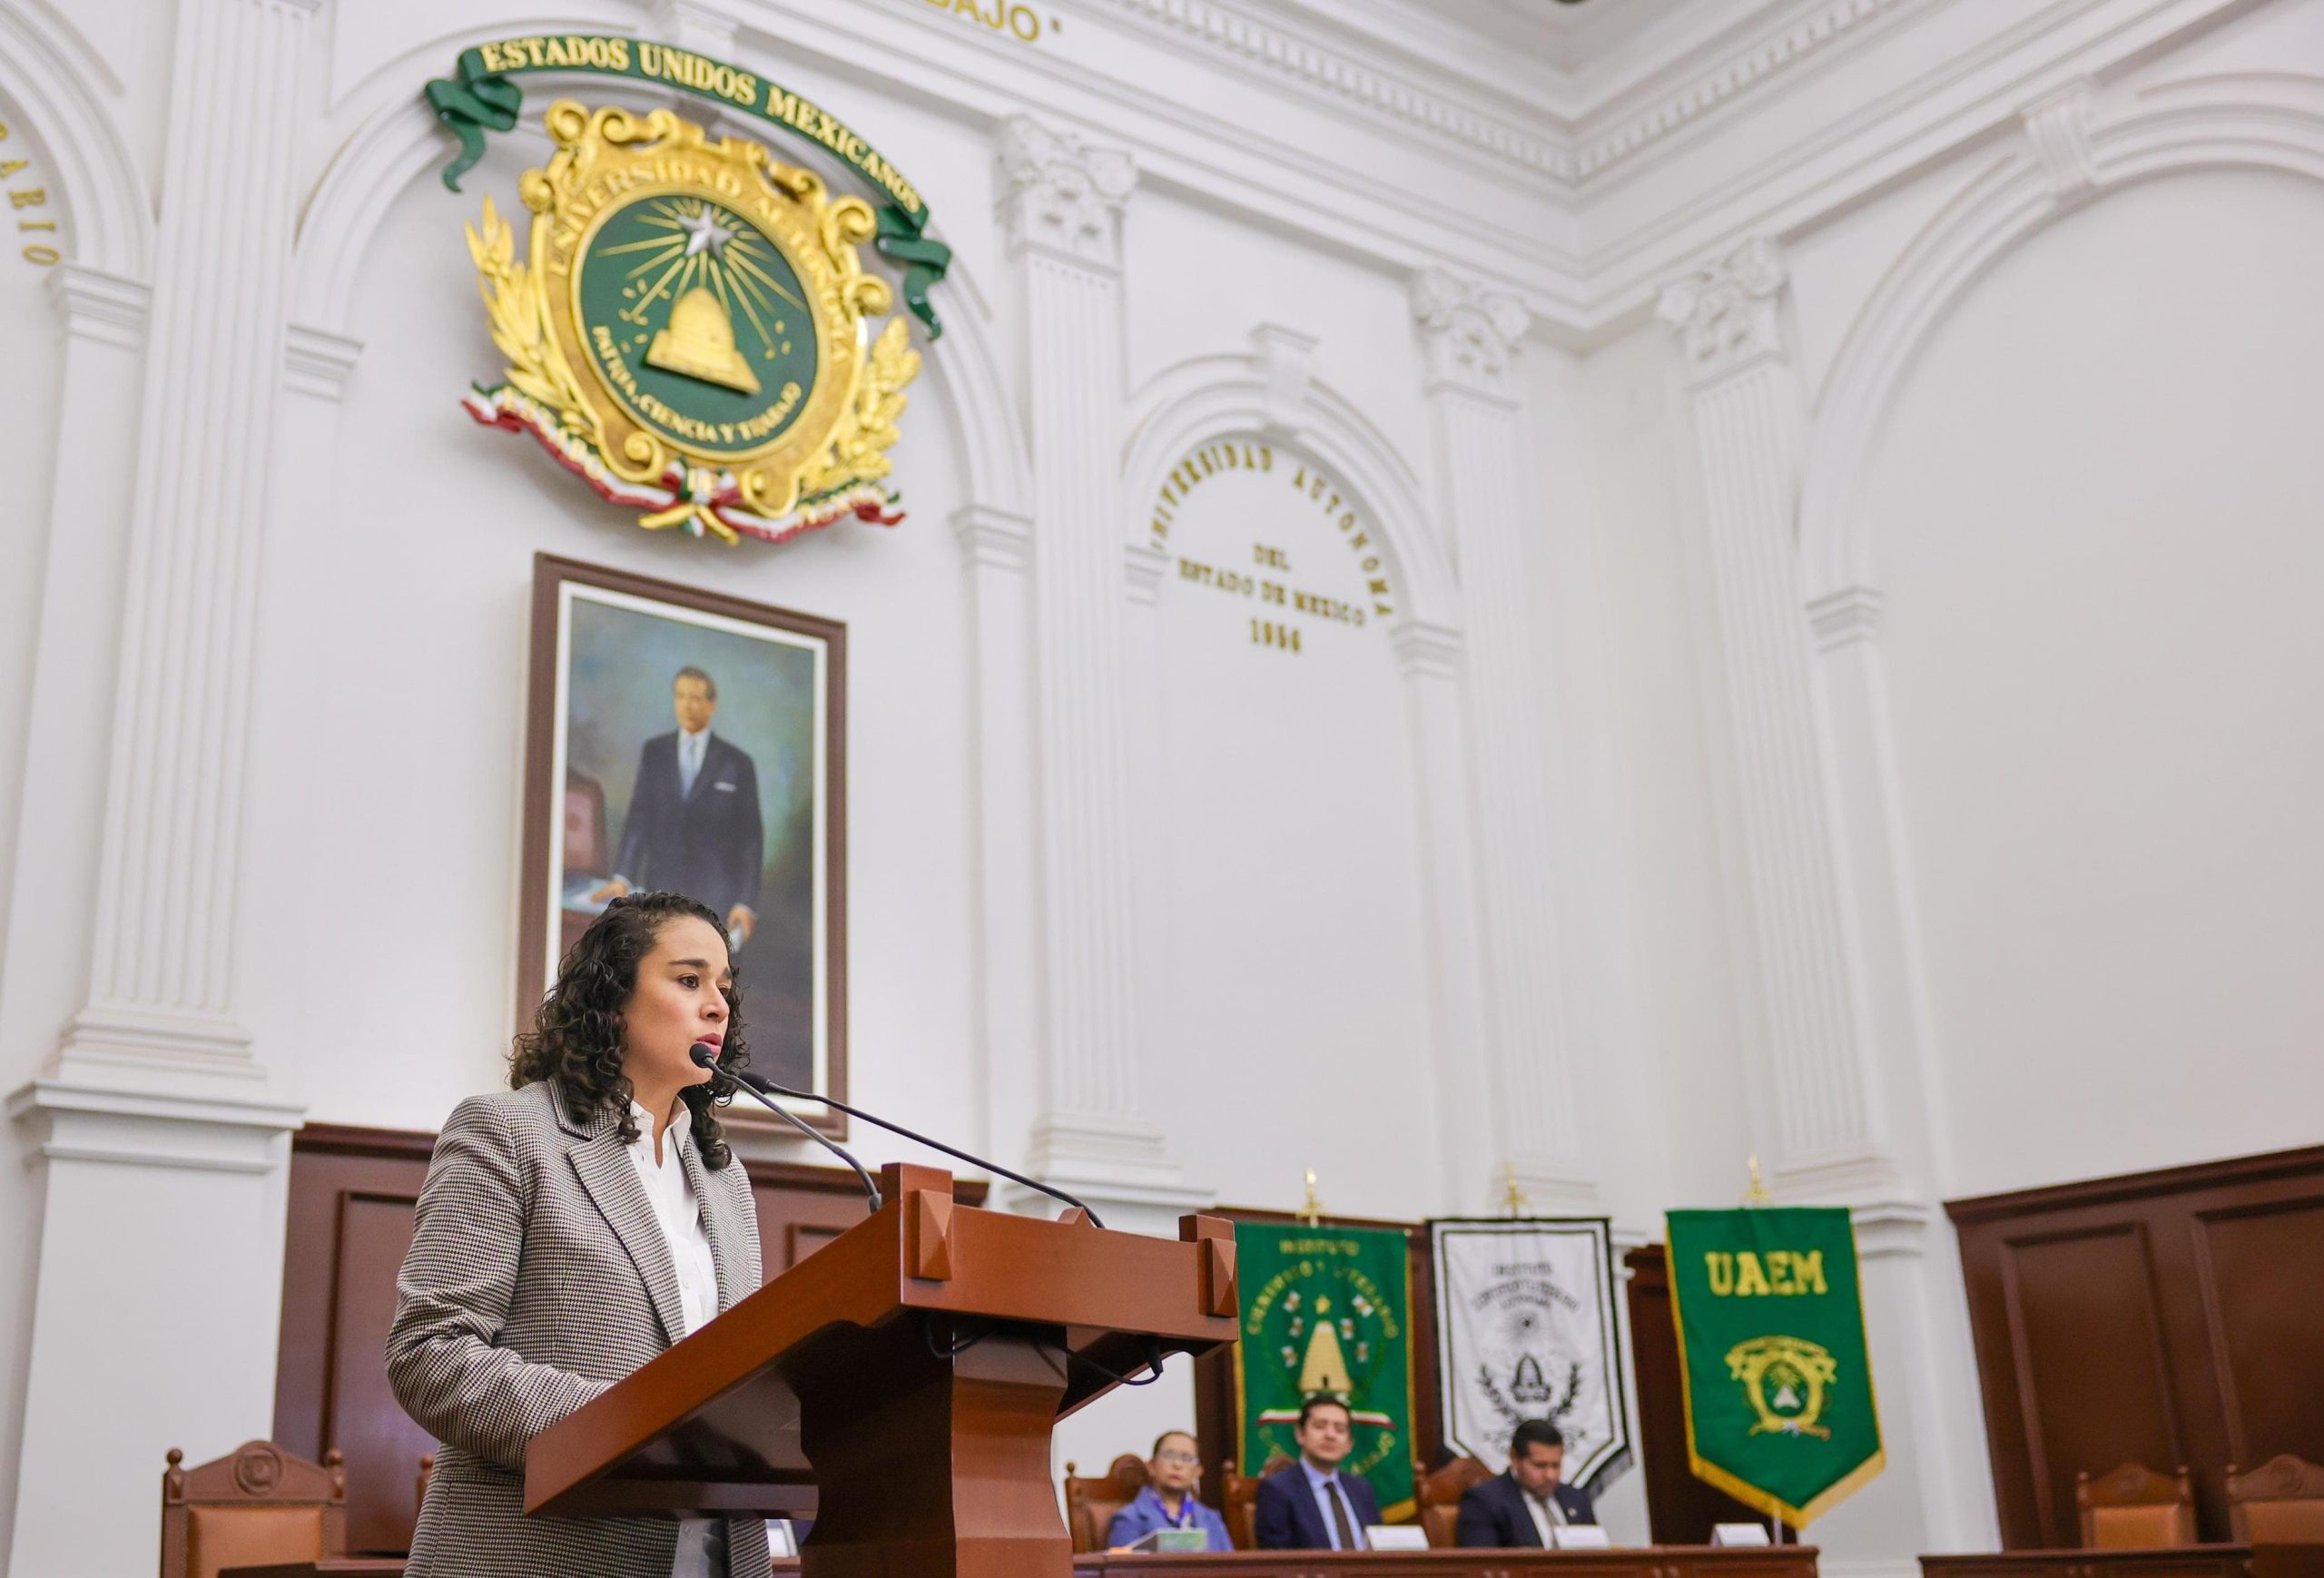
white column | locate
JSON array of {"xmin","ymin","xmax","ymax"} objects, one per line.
[
  {"xmin": 1391, "ymin": 622, "xmax": 1498, "ymax": 1210},
  {"xmin": 1657, "ymin": 242, "xmax": 1999, "ymax": 1556},
  {"xmin": 1411, "ymin": 270, "xmax": 1593, "ymax": 1209},
  {"xmin": 951, "ymin": 503, "xmax": 1042, "ymax": 1182},
  {"xmin": 0, "ymin": 261, "xmax": 153, "ymax": 1573},
  {"xmin": 59, "ymin": 0, "xmax": 320, "ymax": 1080},
  {"xmin": 5, "ymin": 3, "xmax": 316, "ymax": 1570},
  {"xmin": 994, "ymin": 117, "xmax": 1190, "ymax": 1208},
  {"xmin": 1655, "ymin": 240, "xmax": 1891, "ymax": 1194},
  {"xmin": 0, "ymin": 267, "xmax": 151, "ymax": 1084}
]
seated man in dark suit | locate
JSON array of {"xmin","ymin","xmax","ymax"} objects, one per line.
[
  {"xmin": 1254, "ymin": 1396, "xmax": 1382, "ymax": 1550},
  {"xmin": 1456, "ymin": 1419, "xmax": 1596, "ymax": 1546}
]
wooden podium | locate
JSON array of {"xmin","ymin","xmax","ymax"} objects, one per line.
[{"xmin": 524, "ymin": 1162, "xmax": 1240, "ymax": 1578}]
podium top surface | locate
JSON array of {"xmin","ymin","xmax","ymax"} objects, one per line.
[{"xmin": 526, "ymin": 1163, "xmax": 1239, "ymax": 1517}]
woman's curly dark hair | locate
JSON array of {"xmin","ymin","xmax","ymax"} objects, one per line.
[{"xmin": 510, "ymin": 891, "xmax": 747, "ymax": 1168}]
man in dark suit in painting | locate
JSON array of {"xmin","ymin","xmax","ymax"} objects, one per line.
[{"xmin": 590, "ymin": 666, "xmax": 763, "ymax": 943}]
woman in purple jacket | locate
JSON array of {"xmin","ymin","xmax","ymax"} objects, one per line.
[{"xmin": 1105, "ymin": 1432, "xmax": 1236, "ymax": 1551}]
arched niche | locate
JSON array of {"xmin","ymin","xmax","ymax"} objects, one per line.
[
  {"xmin": 1118, "ymin": 349, "xmax": 1461, "ymax": 1211},
  {"xmin": 1793, "ymin": 79, "xmax": 2324, "ymax": 1194},
  {"xmin": 266, "ymin": 43, "xmax": 1029, "ymax": 1129}
]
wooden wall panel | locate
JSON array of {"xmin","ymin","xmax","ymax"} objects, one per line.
[
  {"xmin": 274, "ymin": 1121, "xmax": 981, "ymax": 1555},
  {"xmin": 1993, "ymin": 1225, "xmax": 2182, "ymax": 1542},
  {"xmin": 1949, "ymin": 1144, "xmax": 2324, "ymax": 1548},
  {"xmin": 273, "ymin": 1127, "xmax": 437, "ymax": 1555},
  {"xmin": 2189, "ymin": 1193, "xmax": 2324, "ymax": 1470}
]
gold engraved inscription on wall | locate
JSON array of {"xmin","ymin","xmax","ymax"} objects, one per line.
[
  {"xmin": 1149, "ymin": 441, "xmax": 1398, "ymax": 656},
  {"xmin": 0, "ymin": 116, "xmax": 59, "ymax": 267},
  {"xmin": 921, "ymin": 0, "xmax": 1058, "ymax": 45}
]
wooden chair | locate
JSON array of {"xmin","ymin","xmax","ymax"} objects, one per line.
[
  {"xmin": 1063, "ymin": 1454, "xmax": 1147, "ymax": 1553},
  {"xmin": 1415, "ymin": 1455, "xmax": 1494, "ymax": 1548},
  {"xmin": 161, "ymin": 1441, "xmax": 346, "ymax": 1578},
  {"xmin": 1221, "ymin": 1451, "xmax": 1294, "ymax": 1552},
  {"xmin": 2229, "ymin": 1455, "xmax": 2324, "ymax": 1542},
  {"xmin": 2076, "ymin": 1463, "xmax": 2196, "ymax": 1549}
]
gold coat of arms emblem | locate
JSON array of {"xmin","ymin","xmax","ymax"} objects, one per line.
[
  {"xmin": 1724, "ymin": 1335, "xmax": 1838, "ymax": 1439},
  {"xmin": 462, "ymin": 100, "xmax": 919, "ymax": 545}
]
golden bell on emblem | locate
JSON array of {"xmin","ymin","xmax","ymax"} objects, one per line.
[{"xmin": 646, "ymin": 286, "xmax": 762, "ymax": 394}]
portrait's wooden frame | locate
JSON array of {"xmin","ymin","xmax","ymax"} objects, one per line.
[{"xmin": 519, "ymin": 552, "xmax": 848, "ymax": 1135}]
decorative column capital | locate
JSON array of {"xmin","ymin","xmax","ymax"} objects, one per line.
[
  {"xmin": 1807, "ymin": 584, "xmax": 1886, "ymax": 652},
  {"xmin": 284, "ymin": 323, "xmax": 365, "ymax": 401},
  {"xmin": 1251, "ymin": 321, "xmax": 1318, "ymax": 440},
  {"xmin": 951, "ymin": 501, "xmax": 1033, "ymax": 573},
  {"xmin": 1656, "ymin": 237, "xmax": 1789, "ymax": 385},
  {"xmin": 995, "ymin": 117, "xmax": 1135, "ymax": 269},
  {"xmin": 2022, "ymin": 79, "xmax": 2100, "ymax": 202},
  {"xmin": 1390, "ymin": 617, "xmax": 1463, "ymax": 681},
  {"xmin": 46, "ymin": 262, "xmax": 150, "ymax": 350},
  {"xmin": 1412, "ymin": 269, "xmax": 1529, "ymax": 394},
  {"xmin": 1123, "ymin": 540, "xmax": 1169, "ymax": 606},
  {"xmin": 646, "ymin": 0, "xmax": 740, "ymax": 55}
]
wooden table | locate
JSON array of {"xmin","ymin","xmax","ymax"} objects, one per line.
[
  {"xmin": 230, "ymin": 1549, "xmax": 1817, "ymax": 1578},
  {"xmin": 1921, "ymin": 1547, "xmax": 2252, "ymax": 1578},
  {"xmin": 1073, "ymin": 1549, "xmax": 1819, "ymax": 1577}
]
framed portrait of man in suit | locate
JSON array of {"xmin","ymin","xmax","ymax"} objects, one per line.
[{"xmin": 519, "ymin": 553, "xmax": 848, "ymax": 1131}]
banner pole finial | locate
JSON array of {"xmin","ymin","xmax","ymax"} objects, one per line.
[
  {"xmin": 1299, "ymin": 1169, "xmax": 1323, "ymax": 1227},
  {"xmin": 1744, "ymin": 1154, "xmax": 1772, "ymax": 1207}
]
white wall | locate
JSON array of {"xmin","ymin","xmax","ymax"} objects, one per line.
[{"xmin": 1858, "ymin": 169, "xmax": 2324, "ymax": 1198}]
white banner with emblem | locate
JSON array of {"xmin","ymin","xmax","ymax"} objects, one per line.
[{"xmin": 1429, "ymin": 1218, "xmax": 1632, "ymax": 1494}]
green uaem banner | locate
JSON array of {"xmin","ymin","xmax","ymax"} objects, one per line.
[
  {"xmin": 1234, "ymin": 1222, "xmax": 1415, "ymax": 1520},
  {"xmin": 423, "ymin": 34, "xmax": 952, "ymax": 336},
  {"xmin": 1666, "ymin": 1208, "xmax": 1885, "ymax": 1526}
]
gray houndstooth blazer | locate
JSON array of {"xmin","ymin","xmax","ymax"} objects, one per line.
[{"xmin": 388, "ymin": 1079, "xmax": 772, "ymax": 1577}]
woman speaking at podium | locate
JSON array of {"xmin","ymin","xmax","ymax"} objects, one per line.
[{"xmin": 388, "ymin": 891, "xmax": 770, "ymax": 1577}]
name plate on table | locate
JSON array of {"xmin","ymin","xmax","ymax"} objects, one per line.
[
  {"xmin": 1552, "ymin": 1526, "xmax": 1612, "ymax": 1548},
  {"xmin": 1711, "ymin": 1523, "xmax": 1773, "ymax": 1545},
  {"xmin": 1366, "ymin": 1526, "xmax": 1433, "ymax": 1551},
  {"xmin": 1126, "ymin": 1529, "xmax": 1210, "ymax": 1553}
]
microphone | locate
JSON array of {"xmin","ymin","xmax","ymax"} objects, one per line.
[
  {"xmin": 692, "ymin": 1042, "xmax": 882, "ymax": 1213},
  {"xmin": 716, "ymin": 1060, "xmax": 1104, "ymax": 1229}
]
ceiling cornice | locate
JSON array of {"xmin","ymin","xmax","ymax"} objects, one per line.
[
  {"xmin": 1571, "ymin": 0, "xmax": 1914, "ymax": 182},
  {"xmin": 1086, "ymin": 0, "xmax": 1923, "ymax": 192},
  {"xmin": 1097, "ymin": 0, "xmax": 1579, "ymax": 184}
]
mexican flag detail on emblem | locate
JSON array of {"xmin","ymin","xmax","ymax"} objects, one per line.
[
  {"xmin": 1233, "ymin": 1222, "xmax": 1416, "ymax": 1520},
  {"xmin": 1665, "ymin": 1208, "xmax": 1885, "ymax": 1527}
]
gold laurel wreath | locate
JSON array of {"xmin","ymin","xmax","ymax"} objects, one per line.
[
  {"xmin": 798, "ymin": 315, "xmax": 920, "ymax": 502},
  {"xmin": 464, "ymin": 195, "xmax": 598, "ymax": 445}
]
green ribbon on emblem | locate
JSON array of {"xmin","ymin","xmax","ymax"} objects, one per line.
[
  {"xmin": 1665, "ymin": 1207, "xmax": 1885, "ymax": 1526},
  {"xmin": 423, "ymin": 34, "xmax": 952, "ymax": 337},
  {"xmin": 1234, "ymin": 1222, "xmax": 1417, "ymax": 1522}
]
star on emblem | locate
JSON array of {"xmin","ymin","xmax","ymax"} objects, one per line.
[{"xmin": 677, "ymin": 204, "xmax": 735, "ymax": 258}]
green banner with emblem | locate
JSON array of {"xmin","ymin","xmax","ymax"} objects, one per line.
[
  {"xmin": 1666, "ymin": 1208, "xmax": 1885, "ymax": 1526},
  {"xmin": 1233, "ymin": 1222, "xmax": 1415, "ymax": 1521}
]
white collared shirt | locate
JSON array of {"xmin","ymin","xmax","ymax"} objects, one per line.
[
  {"xmin": 625, "ymin": 1100, "xmax": 722, "ymax": 1577},
  {"xmin": 1522, "ymin": 1483, "xmax": 1568, "ymax": 1545}
]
